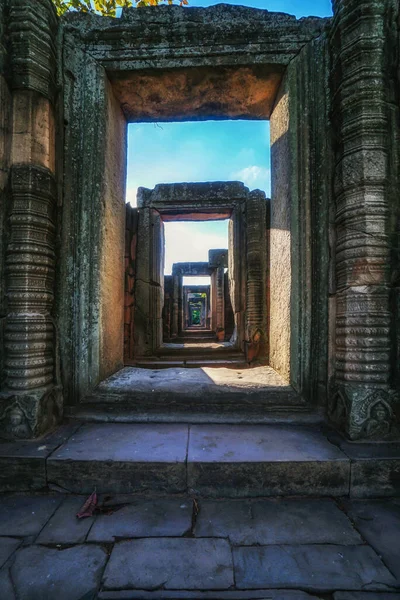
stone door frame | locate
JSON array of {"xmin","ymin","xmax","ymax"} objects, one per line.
[
  {"xmin": 55, "ymin": 7, "xmax": 328, "ymax": 413},
  {"xmin": 132, "ymin": 184, "xmax": 249, "ymax": 358}
]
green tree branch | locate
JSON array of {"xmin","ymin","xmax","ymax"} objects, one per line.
[{"xmin": 52, "ymin": 0, "xmax": 187, "ymax": 17}]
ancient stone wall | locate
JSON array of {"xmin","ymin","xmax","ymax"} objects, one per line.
[{"xmin": 0, "ymin": 2, "xmax": 398, "ymax": 440}]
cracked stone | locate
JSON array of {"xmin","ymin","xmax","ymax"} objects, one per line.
[
  {"xmin": 0, "ymin": 495, "xmax": 63, "ymax": 537},
  {"xmin": 0, "ymin": 537, "xmax": 21, "ymax": 569},
  {"xmin": 103, "ymin": 538, "xmax": 234, "ymax": 590},
  {"xmin": 343, "ymin": 499, "xmax": 400, "ymax": 582},
  {"xmin": 11, "ymin": 544, "xmax": 107, "ymax": 600},
  {"xmin": 233, "ymin": 545, "xmax": 398, "ymax": 591},
  {"xmin": 0, "ymin": 567, "xmax": 16, "ymax": 599},
  {"xmin": 36, "ymin": 496, "xmax": 95, "ymax": 544},
  {"xmin": 88, "ymin": 498, "xmax": 192, "ymax": 542},
  {"xmin": 196, "ymin": 498, "xmax": 362, "ymax": 545}
]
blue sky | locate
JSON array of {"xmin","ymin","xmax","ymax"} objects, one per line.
[{"xmin": 126, "ymin": 0, "xmax": 333, "ymax": 275}]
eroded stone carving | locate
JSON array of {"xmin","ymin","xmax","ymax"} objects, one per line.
[
  {"xmin": 330, "ymin": 387, "xmax": 398, "ymax": 441},
  {"xmin": 330, "ymin": 0, "xmax": 398, "ymax": 439}
]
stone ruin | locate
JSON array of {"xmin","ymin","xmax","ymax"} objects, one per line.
[{"xmin": 0, "ymin": 0, "xmax": 399, "ymax": 442}]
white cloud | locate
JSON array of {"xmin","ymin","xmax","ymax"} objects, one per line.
[
  {"xmin": 125, "ymin": 187, "xmax": 138, "ymax": 206},
  {"xmin": 232, "ymin": 165, "xmax": 270, "ymax": 191},
  {"xmin": 164, "ymin": 222, "xmax": 228, "ymax": 275}
]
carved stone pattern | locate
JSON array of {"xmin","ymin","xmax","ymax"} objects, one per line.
[
  {"xmin": 331, "ymin": 0, "xmax": 392, "ymax": 387},
  {"xmin": 5, "ymin": 165, "xmax": 56, "ymax": 390},
  {"xmin": 8, "ymin": 0, "xmax": 57, "ymax": 99}
]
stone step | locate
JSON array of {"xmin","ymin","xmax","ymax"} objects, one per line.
[
  {"xmin": 159, "ymin": 343, "xmax": 240, "ymax": 356},
  {"xmin": 45, "ymin": 423, "xmax": 351, "ymax": 496},
  {"xmin": 2, "ymin": 422, "xmax": 400, "ymax": 498},
  {"xmin": 65, "ymin": 404, "xmax": 322, "ymax": 425},
  {"xmin": 129, "ymin": 357, "xmax": 249, "ymax": 369},
  {"xmin": 72, "ymin": 365, "xmax": 305, "ymax": 423}
]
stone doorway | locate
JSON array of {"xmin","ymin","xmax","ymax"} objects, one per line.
[
  {"xmin": 124, "ymin": 182, "xmax": 268, "ymax": 368},
  {"xmin": 50, "ymin": 4, "xmax": 344, "ymax": 427}
]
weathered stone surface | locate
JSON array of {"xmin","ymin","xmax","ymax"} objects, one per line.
[
  {"xmin": 98, "ymin": 591, "xmax": 322, "ymax": 599},
  {"xmin": 196, "ymin": 498, "xmax": 361, "ymax": 545},
  {"xmin": 36, "ymin": 496, "xmax": 94, "ymax": 544},
  {"xmin": 0, "ymin": 567, "xmax": 16, "ymax": 599},
  {"xmin": 351, "ymin": 457, "xmax": 400, "ymax": 499},
  {"xmin": 342, "ymin": 500, "xmax": 400, "ymax": 582},
  {"xmin": 188, "ymin": 425, "xmax": 349, "ymax": 497},
  {"xmin": 0, "ymin": 537, "xmax": 20, "ymax": 569},
  {"xmin": 64, "ymin": 5, "xmax": 329, "ymax": 74},
  {"xmin": 233, "ymin": 545, "xmax": 397, "ymax": 591},
  {"xmin": 84, "ymin": 366, "xmax": 301, "ymax": 413},
  {"xmin": 329, "ymin": 0, "xmax": 399, "ymax": 439},
  {"xmin": 0, "ymin": 422, "xmax": 81, "ymax": 491},
  {"xmin": 47, "ymin": 423, "xmax": 188, "ymax": 494},
  {"xmin": 0, "ymin": 495, "xmax": 63, "ymax": 537},
  {"xmin": 88, "ymin": 498, "xmax": 192, "ymax": 542},
  {"xmin": 103, "ymin": 538, "xmax": 234, "ymax": 590},
  {"xmin": 334, "ymin": 594, "xmax": 400, "ymax": 600},
  {"xmin": 11, "ymin": 544, "xmax": 107, "ymax": 600}
]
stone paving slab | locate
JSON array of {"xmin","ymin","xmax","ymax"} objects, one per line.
[
  {"xmin": 88, "ymin": 498, "xmax": 192, "ymax": 542},
  {"xmin": 233, "ymin": 545, "xmax": 398, "ymax": 591},
  {"xmin": 188, "ymin": 425, "xmax": 349, "ymax": 497},
  {"xmin": 196, "ymin": 498, "xmax": 362, "ymax": 544},
  {"xmin": 36, "ymin": 496, "xmax": 95, "ymax": 544},
  {"xmin": 0, "ymin": 567, "xmax": 16, "ymax": 599},
  {"xmin": 47, "ymin": 423, "xmax": 188, "ymax": 494},
  {"xmin": 0, "ymin": 537, "xmax": 21, "ymax": 568},
  {"xmin": 98, "ymin": 591, "xmax": 322, "ymax": 599},
  {"xmin": 0, "ymin": 494, "xmax": 63, "ymax": 537},
  {"xmin": 103, "ymin": 538, "xmax": 234, "ymax": 591},
  {"xmin": 334, "ymin": 593, "xmax": 400, "ymax": 599},
  {"xmin": 11, "ymin": 544, "xmax": 108, "ymax": 600},
  {"xmin": 343, "ymin": 499, "xmax": 400, "ymax": 582}
]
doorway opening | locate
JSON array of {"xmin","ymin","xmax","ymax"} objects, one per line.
[
  {"xmin": 163, "ymin": 220, "xmax": 233, "ymax": 346},
  {"xmin": 124, "ymin": 119, "xmax": 271, "ymax": 367}
]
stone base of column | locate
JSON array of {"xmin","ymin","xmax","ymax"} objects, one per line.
[
  {"xmin": 0, "ymin": 386, "xmax": 62, "ymax": 440},
  {"xmin": 329, "ymin": 384, "xmax": 399, "ymax": 441}
]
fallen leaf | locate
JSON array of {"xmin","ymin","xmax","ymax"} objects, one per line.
[{"xmin": 76, "ymin": 490, "xmax": 97, "ymax": 519}]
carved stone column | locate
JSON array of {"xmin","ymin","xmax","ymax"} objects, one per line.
[
  {"xmin": 209, "ymin": 250, "xmax": 227, "ymax": 342},
  {"xmin": 245, "ymin": 190, "xmax": 268, "ymax": 362},
  {"xmin": 0, "ymin": 0, "xmax": 61, "ymax": 438},
  {"xmin": 171, "ymin": 266, "xmax": 182, "ymax": 339},
  {"xmin": 330, "ymin": 0, "xmax": 398, "ymax": 439}
]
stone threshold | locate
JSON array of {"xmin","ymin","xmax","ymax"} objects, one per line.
[
  {"xmin": 1, "ymin": 422, "xmax": 399, "ymax": 497},
  {"xmin": 73, "ymin": 366, "xmax": 305, "ymax": 421}
]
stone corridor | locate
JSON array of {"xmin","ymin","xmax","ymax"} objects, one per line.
[{"xmin": 0, "ymin": 492, "xmax": 399, "ymax": 599}]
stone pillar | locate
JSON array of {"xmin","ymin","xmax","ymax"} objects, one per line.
[
  {"xmin": 171, "ymin": 266, "xmax": 182, "ymax": 339},
  {"xmin": 215, "ymin": 265, "xmax": 225, "ymax": 341},
  {"xmin": 209, "ymin": 250, "xmax": 227, "ymax": 342},
  {"xmin": 134, "ymin": 207, "xmax": 164, "ymax": 356},
  {"xmin": 330, "ymin": 0, "xmax": 398, "ymax": 439},
  {"xmin": 245, "ymin": 190, "xmax": 268, "ymax": 362},
  {"xmin": 0, "ymin": 0, "xmax": 61, "ymax": 439}
]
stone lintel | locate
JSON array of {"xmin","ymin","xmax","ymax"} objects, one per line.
[
  {"xmin": 172, "ymin": 262, "xmax": 211, "ymax": 277},
  {"xmin": 137, "ymin": 182, "xmax": 249, "ymax": 213}
]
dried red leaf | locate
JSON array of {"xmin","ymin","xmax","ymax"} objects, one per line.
[{"xmin": 76, "ymin": 490, "xmax": 98, "ymax": 519}]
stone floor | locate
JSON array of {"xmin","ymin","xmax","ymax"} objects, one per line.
[
  {"xmin": 72, "ymin": 366, "xmax": 305, "ymax": 423},
  {"xmin": 0, "ymin": 493, "xmax": 399, "ymax": 599}
]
